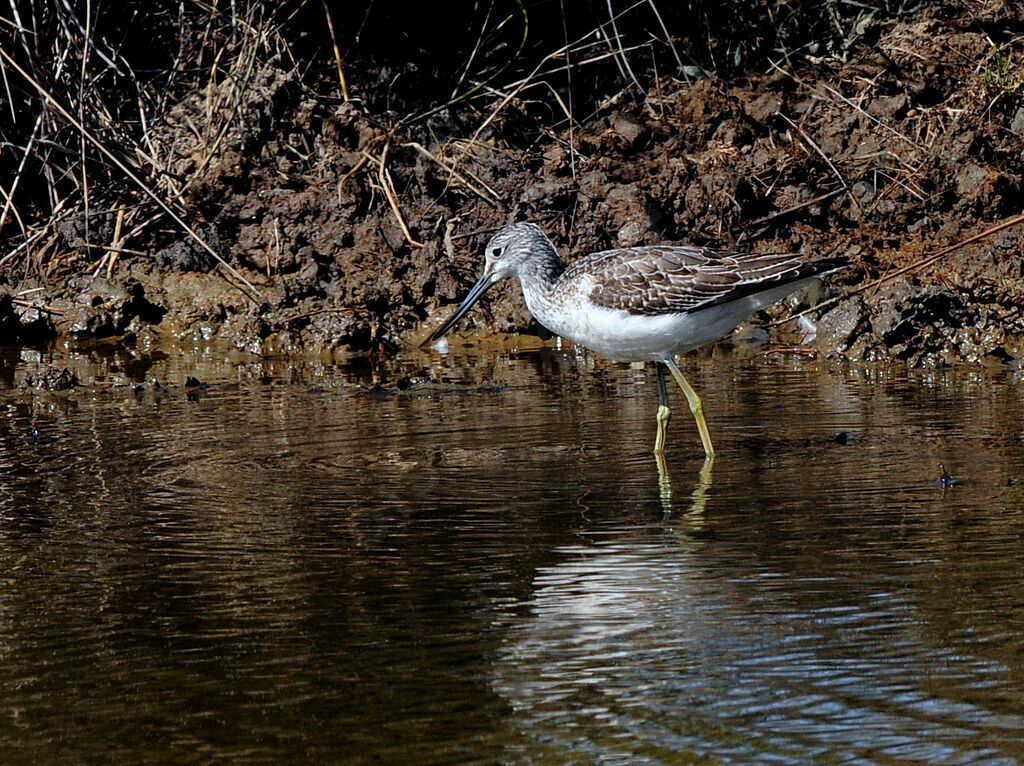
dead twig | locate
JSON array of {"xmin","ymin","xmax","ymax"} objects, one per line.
[
  {"xmin": 371, "ymin": 142, "xmax": 423, "ymax": 248},
  {"xmin": 404, "ymin": 142, "xmax": 501, "ymax": 205},
  {"xmin": 12, "ymin": 298, "xmax": 66, "ymax": 316},
  {"xmin": 744, "ymin": 188, "xmax": 847, "ymax": 230},
  {"xmin": 777, "ymin": 113, "xmax": 849, "ymax": 190}
]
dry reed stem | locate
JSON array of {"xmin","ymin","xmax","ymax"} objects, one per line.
[
  {"xmin": 0, "ymin": 44, "xmax": 73, "ymax": 238},
  {"xmin": 396, "ymin": 0, "xmax": 531, "ymax": 128},
  {"xmin": 322, "ymin": 0, "xmax": 349, "ymax": 101},
  {"xmin": 0, "ymin": 177, "xmax": 26, "ymax": 236},
  {"xmin": 644, "ymin": 0, "xmax": 685, "ymax": 78},
  {"xmin": 173, "ymin": 9, "xmax": 264, "ymax": 203},
  {"xmin": 78, "ymin": 0, "xmax": 93, "ymax": 256},
  {"xmin": 271, "ymin": 217, "xmax": 281, "ymax": 278},
  {"xmin": 0, "ymin": 227, "xmax": 49, "ymax": 269},
  {"xmin": 80, "ymin": 243, "xmax": 149, "ymax": 257},
  {"xmin": 105, "ymin": 205, "xmax": 125, "ymax": 278},
  {"xmin": 557, "ymin": 0, "xmax": 577, "ymax": 179},
  {"xmin": 605, "ymin": 0, "xmax": 642, "ymax": 91},
  {"xmin": 0, "ymin": 114, "xmax": 39, "ymax": 234},
  {"xmin": 444, "ymin": 2, "xmax": 646, "ymax": 174},
  {"xmin": 404, "ymin": 142, "xmax": 501, "ymax": 205},
  {"xmin": 374, "ymin": 143, "xmax": 423, "ymax": 248},
  {"xmin": 462, "ymin": 39, "xmax": 649, "ymax": 163}
]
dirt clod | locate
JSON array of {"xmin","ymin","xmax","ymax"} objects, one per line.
[
  {"xmin": 24, "ymin": 367, "xmax": 79, "ymax": 391},
  {"xmin": 3, "ymin": 2, "xmax": 1023, "ymax": 367}
]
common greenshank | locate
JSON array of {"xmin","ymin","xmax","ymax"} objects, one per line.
[{"xmin": 425, "ymin": 222, "xmax": 846, "ymax": 460}]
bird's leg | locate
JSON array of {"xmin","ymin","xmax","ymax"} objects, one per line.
[
  {"xmin": 654, "ymin": 363, "xmax": 671, "ymax": 455},
  {"xmin": 663, "ymin": 357, "xmax": 715, "ymax": 460}
]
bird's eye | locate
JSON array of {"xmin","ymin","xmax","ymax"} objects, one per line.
[{"xmin": 491, "ymin": 247, "xmax": 503, "ymax": 258}]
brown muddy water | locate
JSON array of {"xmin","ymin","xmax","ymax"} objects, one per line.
[{"xmin": 2, "ymin": 341, "xmax": 1024, "ymax": 764}]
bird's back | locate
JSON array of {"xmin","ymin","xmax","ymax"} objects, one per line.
[{"xmin": 563, "ymin": 245, "xmax": 846, "ymax": 317}]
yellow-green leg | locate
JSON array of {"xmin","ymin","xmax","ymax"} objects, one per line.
[
  {"xmin": 663, "ymin": 357, "xmax": 715, "ymax": 459},
  {"xmin": 654, "ymin": 363, "xmax": 671, "ymax": 455}
]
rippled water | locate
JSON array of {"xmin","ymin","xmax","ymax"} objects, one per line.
[{"xmin": 1, "ymin": 342, "xmax": 1023, "ymax": 763}]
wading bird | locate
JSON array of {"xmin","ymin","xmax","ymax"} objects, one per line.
[{"xmin": 425, "ymin": 222, "xmax": 846, "ymax": 462}]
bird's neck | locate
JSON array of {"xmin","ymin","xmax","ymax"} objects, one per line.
[
  {"xmin": 518, "ymin": 243, "xmax": 566, "ymax": 300},
  {"xmin": 516, "ymin": 243, "xmax": 568, "ymax": 334}
]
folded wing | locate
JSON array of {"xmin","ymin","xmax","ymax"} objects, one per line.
[{"xmin": 580, "ymin": 245, "xmax": 844, "ymax": 316}]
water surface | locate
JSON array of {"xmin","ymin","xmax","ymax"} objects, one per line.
[{"xmin": 1, "ymin": 342, "xmax": 1023, "ymax": 763}]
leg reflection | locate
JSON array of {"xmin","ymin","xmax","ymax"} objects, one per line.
[{"xmin": 656, "ymin": 453, "xmax": 713, "ymax": 517}]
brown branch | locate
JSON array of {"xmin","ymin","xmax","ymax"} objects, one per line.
[
  {"xmin": 13, "ymin": 298, "xmax": 66, "ymax": 315},
  {"xmin": 773, "ymin": 212, "xmax": 1024, "ymax": 326}
]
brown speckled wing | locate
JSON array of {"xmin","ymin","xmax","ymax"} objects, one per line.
[{"xmin": 579, "ymin": 245, "xmax": 834, "ymax": 316}]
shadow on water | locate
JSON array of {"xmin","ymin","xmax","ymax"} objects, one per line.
[{"xmin": 0, "ymin": 342, "xmax": 1023, "ymax": 762}]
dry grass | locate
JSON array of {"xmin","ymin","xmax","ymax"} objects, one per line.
[
  {"xmin": 0, "ymin": 0, "xmax": 707, "ymax": 295},
  {"xmin": 1, "ymin": 0, "xmax": 1019, "ymax": 311},
  {"xmin": 0, "ymin": 1, "xmax": 296, "ymax": 298}
]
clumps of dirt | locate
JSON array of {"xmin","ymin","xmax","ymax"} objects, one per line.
[
  {"xmin": 24, "ymin": 367, "xmax": 79, "ymax": 391},
  {"xmin": 5, "ymin": 1, "xmax": 1024, "ymax": 369},
  {"xmin": 818, "ymin": 278, "xmax": 1024, "ymax": 367},
  {"xmin": 62, "ymin": 277, "xmax": 166, "ymax": 342}
]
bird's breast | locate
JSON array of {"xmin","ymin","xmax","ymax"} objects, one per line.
[{"xmin": 523, "ymin": 281, "xmax": 698, "ymax": 362}]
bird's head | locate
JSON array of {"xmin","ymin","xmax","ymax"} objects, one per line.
[{"xmin": 422, "ymin": 222, "xmax": 552, "ymax": 345}]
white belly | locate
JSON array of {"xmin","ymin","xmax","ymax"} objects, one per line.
[
  {"xmin": 529, "ymin": 298, "xmax": 718, "ymax": 362},
  {"xmin": 522, "ymin": 276, "xmax": 814, "ymax": 363}
]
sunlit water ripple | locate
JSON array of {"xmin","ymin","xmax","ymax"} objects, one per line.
[{"xmin": 0, "ymin": 344, "xmax": 1022, "ymax": 763}]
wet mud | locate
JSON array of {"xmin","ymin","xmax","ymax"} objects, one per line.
[{"xmin": 3, "ymin": 1, "xmax": 1023, "ymax": 367}]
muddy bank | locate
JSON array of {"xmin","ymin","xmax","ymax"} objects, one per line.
[{"xmin": 2, "ymin": 1, "xmax": 1023, "ymax": 367}]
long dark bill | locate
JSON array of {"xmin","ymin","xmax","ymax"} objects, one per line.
[{"xmin": 421, "ymin": 272, "xmax": 499, "ymax": 346}]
